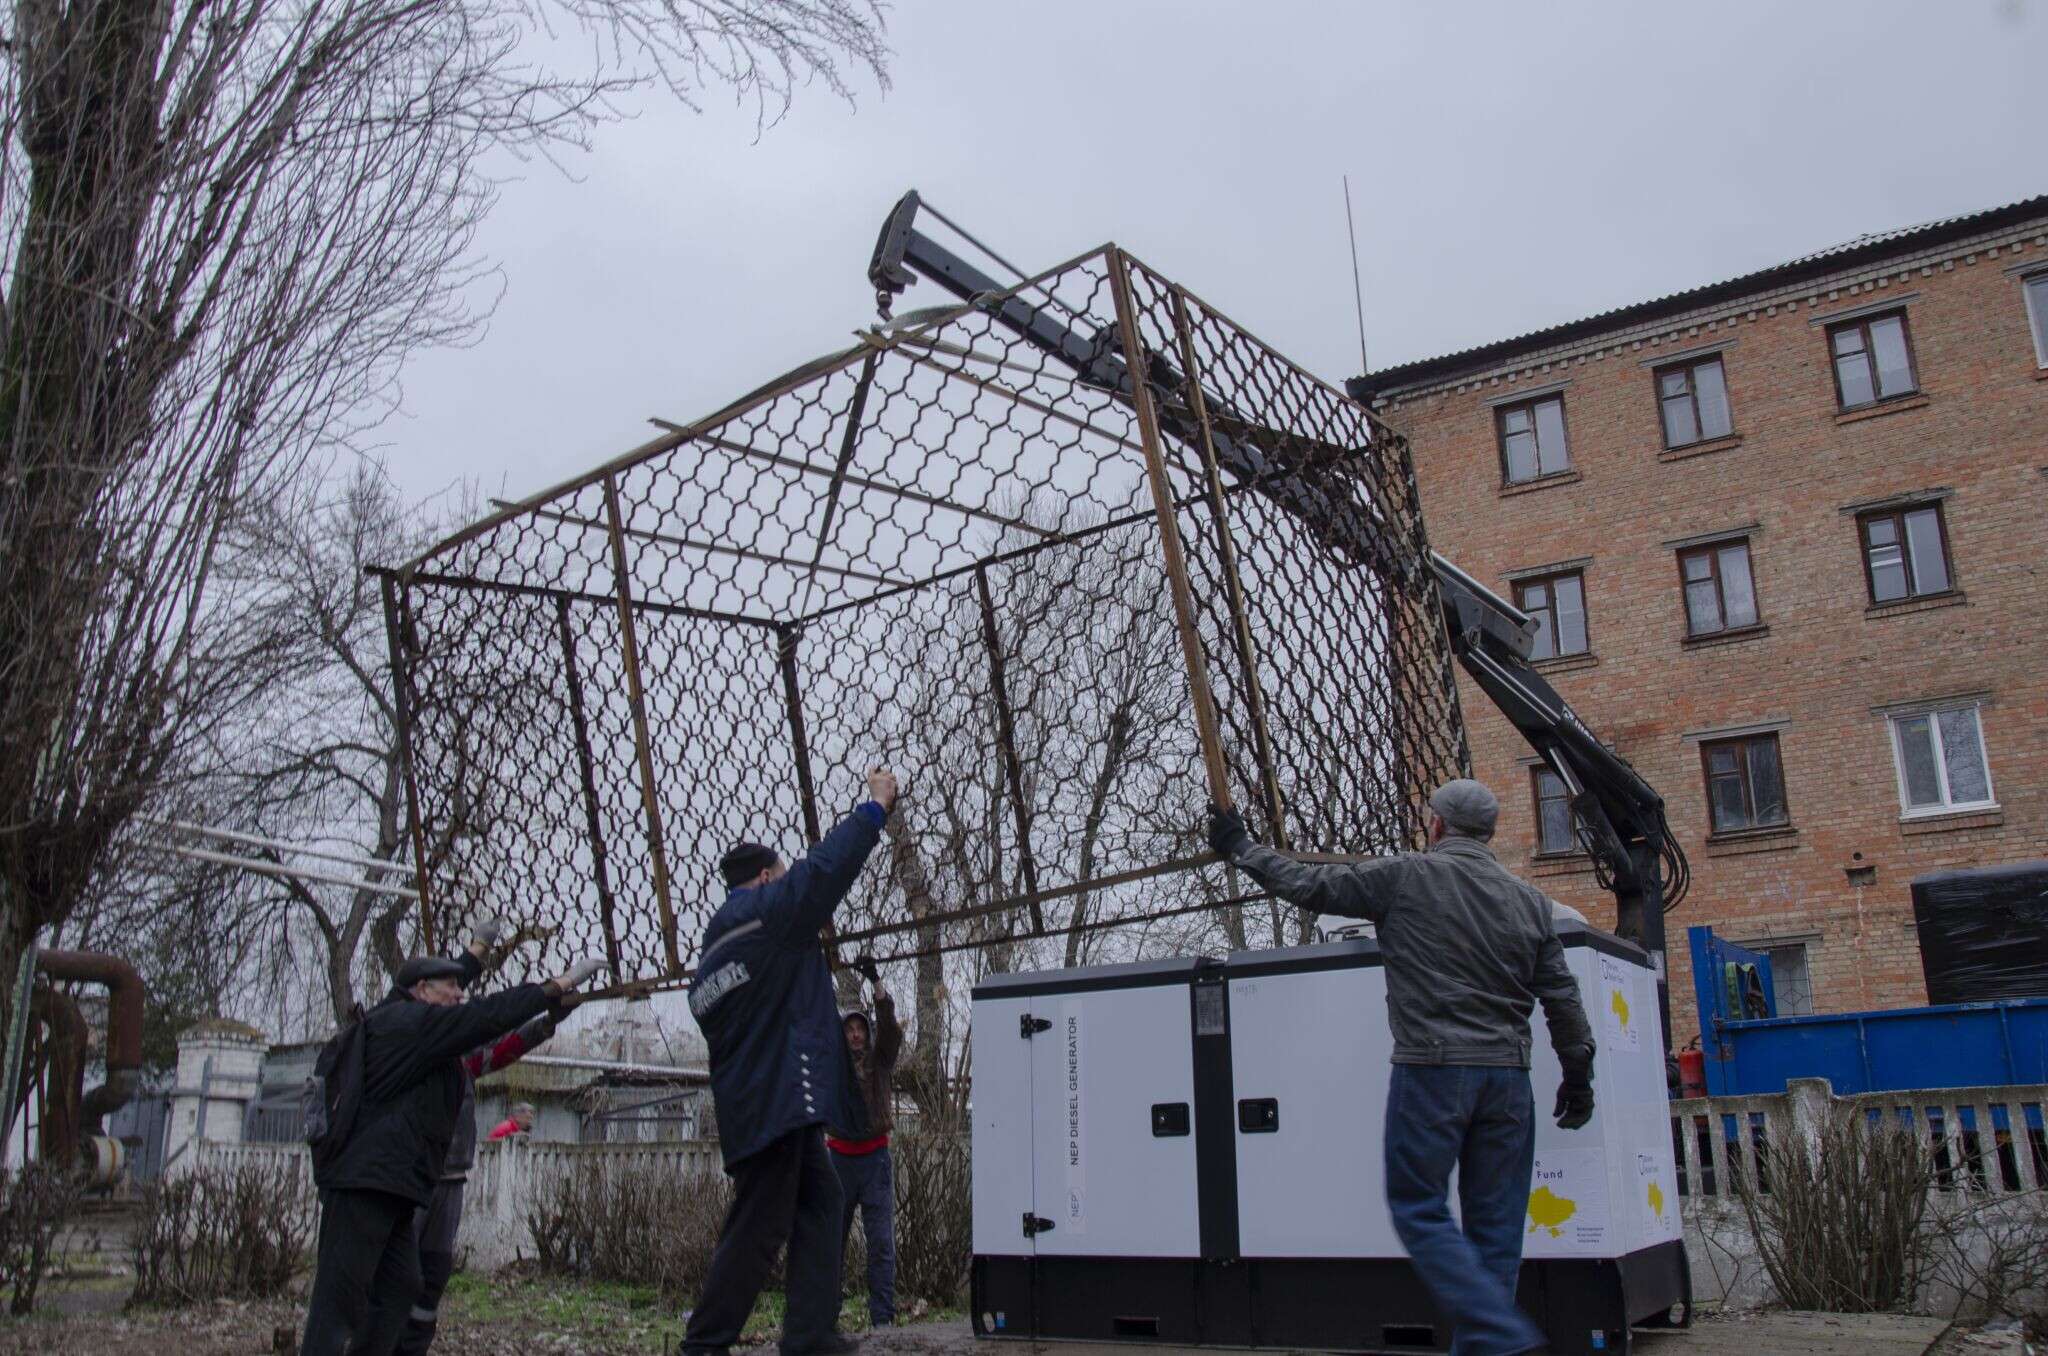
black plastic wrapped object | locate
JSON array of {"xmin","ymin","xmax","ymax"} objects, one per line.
[{"xmin": 1913, "ymin": 860, "xmax": 2048, "ymax": 1005}]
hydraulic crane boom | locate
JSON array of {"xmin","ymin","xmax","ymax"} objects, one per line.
[{"xmin": 866, "ymin": 191, "xmax": 1688, "ymax": 1044}]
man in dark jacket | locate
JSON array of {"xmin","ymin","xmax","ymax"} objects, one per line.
[
  {"xmin": 683, "ymin": 765, "xmax": 899, "ymax": 1356},
  {"xmin": 827, "ymin": 977, "xmax": 903, "ymax": 1328},
  {"xmin": 390, "ymin": 920, "xmax": 563, "ymax": 1356},
  {"xmin": 1208, "ymin": 779, "xmax": 1595, "ymax": 1356},
  {"xmin": 299, "ymin": 951, "xmax": 604, "ymax": 1355}
]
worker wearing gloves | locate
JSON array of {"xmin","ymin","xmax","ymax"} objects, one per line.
[
  {"xmin": 826, "ymin": 963, "xmax": 904, "ymax": 1329},
  {"xmin": 683, "ymin": 765, "xmax": 900, "ymax": 1356},
  {"xmin": 299, "ymin": 948, "xmax": 606, "ymax": 1355},
  {"xmin": 1206, "ymin": 778, "xmax": 1595, "ymax": 1356},
  {"xmin": 390, "ymin": 919, "xmax": 567, "ymax": 1356}
]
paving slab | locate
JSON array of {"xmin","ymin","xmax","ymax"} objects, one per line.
[{"xmin": 867, "ymin": 1310, "xmax": 1955, "ymax": 1356}]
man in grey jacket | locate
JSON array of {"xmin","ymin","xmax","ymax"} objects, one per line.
[{"xmin": 1207, "ymin": 779, "xmax": 1595, "ymax": 1356}]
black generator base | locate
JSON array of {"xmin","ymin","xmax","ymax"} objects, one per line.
[{"xmin": 970, "ymin": 1241, "xmax": 1689, "ymax": 1354}]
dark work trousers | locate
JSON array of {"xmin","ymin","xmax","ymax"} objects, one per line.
[
  {"xmin": 1384, "ymin": 1064, "xmax": 1546, "ymax": 1356},
  {"xmin": 833, "ymin": 1145, "xmax": 896, "ymax": 1326},
  {"xmin": 684, "ymin": 1125, "xmax": 844, "ymax": 1355},
  {"xmin": 391, "ymin": 1179, "xmax": 465, "ymax": 1356},
  {"xmin": 301, "ymin": 1187, "xmax": 422, "ymax": 1356}
]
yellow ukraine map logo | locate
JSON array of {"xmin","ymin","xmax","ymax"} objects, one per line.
[{"xmin": 1527, "ymin": 1185, "xmax": 1576, "ymax": 1237}]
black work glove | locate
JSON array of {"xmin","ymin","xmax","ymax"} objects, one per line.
[
  {"xmin": 1205, "ymin": 803, "xmax": 1252, "ymax": 860},
  {"xmin": 853, "ymin": 952, "xmax": 881, "ymax": 984},
  {"xmin": 1554, "ymin": 1070, "xmax": 1595, "ymax": 1130}
]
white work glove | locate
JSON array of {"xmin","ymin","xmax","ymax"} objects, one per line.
[
  {"xmin": 560, "ymin": 957, "xmax": 607, "ymax": 992},
  {"xmin": 469, "ymin": 913, "xmax": 507, "ymax": 950}
]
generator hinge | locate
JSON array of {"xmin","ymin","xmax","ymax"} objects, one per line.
[
  {"xmin": 1019, "ymin": 1014, "xmax": 1052, "ymax": 1038},
  {"xmin": 1022, "ymin": 1212, "xmax": 1056, "ymax": 1237}
]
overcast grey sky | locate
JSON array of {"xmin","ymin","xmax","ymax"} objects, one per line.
[{"xmin": 377, "ymin": 0, "xmax": 2044, "ymax": 510}]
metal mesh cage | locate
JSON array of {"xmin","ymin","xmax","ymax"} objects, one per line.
[{"xmin": 377, "ymin": 245, "xmax": 1465, "ymax": 990}]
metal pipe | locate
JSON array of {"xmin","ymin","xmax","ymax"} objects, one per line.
[
  {"xmin": 146, "ymin": 841, "xmax": 421, "ymax": 899},
  {"xmin": 35, "ymin": 950, "xmax": 144, "ymax": 1134},
  {"xmin": 143, "ymin": 819, "xmax": 420, "ymax": 876}
]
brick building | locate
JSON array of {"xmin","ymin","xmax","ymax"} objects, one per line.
[{"xmin": 1351, "ymin": 195, "xmax": 2048, "ymax": 1043}]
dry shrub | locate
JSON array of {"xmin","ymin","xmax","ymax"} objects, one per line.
[
  {"xmin": 130, "ymin": 1159, "xmax": 315, "ymax": 1306},
  {"xmin": 527, "ymin": 1160, "xmax": 733, "ymax": 1302},
  {"xmin": 0, "ymin": 1164, "xmax": 81, "ymax": 1315},
  {"xmin": 892, "ymin": 1128, "xmax": 970, "ymax": 1309},
  {"xmin": 1737, "ymin": 1109, "xmax": 1936, "ymax": 1312}
]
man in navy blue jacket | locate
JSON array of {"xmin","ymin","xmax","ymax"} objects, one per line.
[{"xmin": 683, "ymin": 765, "xmax": 900, "ymax": 1356}]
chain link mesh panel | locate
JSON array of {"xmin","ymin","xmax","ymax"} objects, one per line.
[{"xmin": 380, "ymin": 246, "xmax": 1465, "ymax": 989}]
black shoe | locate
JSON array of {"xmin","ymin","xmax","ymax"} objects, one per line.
[{"xmin": 783, "ymin": 1336, "xmax": 861, "ymax": 1356}]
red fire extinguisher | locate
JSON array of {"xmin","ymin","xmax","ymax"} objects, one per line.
[{"xmin": 1676, "ymin": 1041, "xmax": 1707, "ymax": 1099}]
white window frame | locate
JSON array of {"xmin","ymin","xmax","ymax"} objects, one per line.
[
  {"xmin": 2025, "ymin": 269, "xmax": 2048, "ymax": 369},
  {"xmin": 1886, "ymin": 702, "xmax": 1996, "ymax": 818}
]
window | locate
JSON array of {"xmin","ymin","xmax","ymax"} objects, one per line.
[
  {"xmin": 1531, "ymin": 768, "xmax": 1581, "ymax": 856},
  {"xmin": 1678, "ymin": 539, "xmax": 1759, "ymax": 636},
  {"xmin": 2026, "ymin": 272, "xmax": 2048, "ymax": 368},
  {"xmin": 1655, "ymin": 356, "xmax": 1734, "ymax": 447},
  {"xmin": 1700, "ymin": 733, "xmax": 1789, "ymax": 835},
  {"xmin": 1514, "ymin": 571, "xmax": 1587, "ymax": 660},
  {"xmin": 1857, "ymin": 503, "xmax": 1952, "ymax": 603},
  {"xmin": 1746, "ymin": 941, "xmax": 1815, "ymax": 1017},
  {"xmin": 1888, "ymin": 705, "xmax": 1994, "ymax": 815},
  {"xmin": 1495, "ymin": 394, "xmax": 1570, "ymax": 483},
  {"xmin": 1827, "ymin": 311, "xmax": 1917, "ymax": 409}
]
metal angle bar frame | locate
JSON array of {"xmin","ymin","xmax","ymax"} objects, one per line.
[
  {"xmin": 601, "ymin": 473, "xmax": 682, "ymax": 975},
  {"xmin": 890, "ymin": 343, "xmax": 1150, "ymax": 458},
  {"xmin": 802, "ymin": 351, "xmax": 881, "ymax": 597},
  {"xmin": 669, "ymin": 427, "xmax": 1063, "ymax": 543},
  {"xmin": 973, "ymin": 564, "xmax": 1045, "ymax": 932},
  {"xmin": 556, "ymin": 598, "xmax": 624, "ymax": 979},
  {"xmin": 397, "ymin": 341, "xmax": 877, "ymax": 577},
  {"xmin": 495, "ymin": 498, "xmax": 911, "ymax": 589},
  {"xmin": 1106, "ymin": 247, "xmax": 1235, "ymax": 808},
  {"xmin": 380, "ymin": 566, "xmax": 782, "ymax": 632},
  {"xmin": 1169, "ymin": 285, "xmax": 1292, "ymax": 849},
  {"xmin": 382, "ymin": 573, "xmax": 439, "ymax": 949},
  {"xmin": 775, "ymin": 626, "xmax": 824, "ymax": 846}
]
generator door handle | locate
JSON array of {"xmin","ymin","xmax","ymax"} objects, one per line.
[{"xmin": 1238, "ymin": 1097, "xmax": 1279, "ymax": 1133}]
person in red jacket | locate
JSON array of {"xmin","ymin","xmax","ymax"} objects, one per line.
[
  {"xmin": 485, "ymin": 1103, "xmax": 536, "ymax": 1141},
  {"xmin": 827, "ymin": 975, "xmax": 903, "ymax": 1328}
]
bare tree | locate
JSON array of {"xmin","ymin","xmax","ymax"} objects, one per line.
[{"xmin": 0, "ymin": 0, "xmax": 889, "ymax": 1023}]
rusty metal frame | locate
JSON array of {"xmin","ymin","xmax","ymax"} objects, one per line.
[
  {"xmin": 1168, "ymin": 285, "xmax": 1291, "ymax": 847},
  {"xmin": 1106, "ymin": 246, "xmax": 1235, "ymax": 809},
  {"xmin": 380, "ymin": 238, "xmax": 1462, "ymax": 985},
  {"xmin": 556, "ymin": 598, "xmax": 624, "ymax": 977},
  {"xmin": 601, "ymin": 473, "xmax": 681, "ymax": 975}
]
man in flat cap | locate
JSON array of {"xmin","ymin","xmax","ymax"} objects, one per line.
[
  {"xmin": 300, "ymin": 943, "xmax": 605, "ymax": 1354},
  {"xmin": 1207, "ymin": 779, "xmax": 1595, "ymax": 1356},
  {"xmin": 684, "ymin": 765, "xmax": 900, "ymax": 1356}
]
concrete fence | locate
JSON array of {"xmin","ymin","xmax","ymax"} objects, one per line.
[
  {"xmin": 194, "ymin": 1137, "xmax": 726, "ymax": 1269},
  {"xmin": 1673, "ymin": 1078, "xmax": 2048, "ymax": 1311},
  {"xmin": 191, "ymin": 1079, "xmax": 2048, "ymax": 1312}
]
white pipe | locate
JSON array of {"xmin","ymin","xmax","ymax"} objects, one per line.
[
  {"xmin": 147, "ymin": 842, "xmax": 421, "ymax": 900},
  {"xmin": 142, "ymin": 818, "xmax": 419, "ymax": 876}
]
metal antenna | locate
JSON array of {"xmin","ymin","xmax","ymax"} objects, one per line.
[{"xmin": 1343, "ymin": 175, "xmax": 1370, "ymax": 374}]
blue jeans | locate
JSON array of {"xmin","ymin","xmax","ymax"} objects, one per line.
[
  {"xmin": 1384, "ymin": 1064, "xmax": 1545, "ymax": 1356},
  {"xmin": 833, "ymin": 1145, "xmax": 896, "ymax": 1325}
]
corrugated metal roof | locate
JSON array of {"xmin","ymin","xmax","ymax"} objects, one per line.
[{"xmin": 1352, "ymin": 194, "xmax": 2048, "ymax": 400}]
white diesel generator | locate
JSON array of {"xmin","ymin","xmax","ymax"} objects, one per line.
[{"xmin": 968, "ymin": 922, "xmax": 1687, "ymax": 1353}]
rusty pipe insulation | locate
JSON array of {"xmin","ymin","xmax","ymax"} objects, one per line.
[
  {"xmin": 35, "ymin": 950, "xmax": 144, "ymax": 1133},
  {"xmin": 29, "ymin": 987, "xmax": 87, "ymax": 1165}
]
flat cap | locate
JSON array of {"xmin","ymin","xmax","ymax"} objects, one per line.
[
  {"xmin": 396, "ymin": 956, "xmax": 469, "ymax": 988},
  {"xmin": 1429, "ymin": 778, "xmax": 1500, "ymax": 839}
]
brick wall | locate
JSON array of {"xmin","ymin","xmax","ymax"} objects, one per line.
[{"xmin": 1371, "ymin": 217, "xmax": 2048, "ymax": 1046}]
